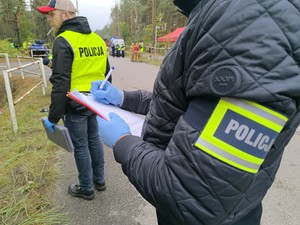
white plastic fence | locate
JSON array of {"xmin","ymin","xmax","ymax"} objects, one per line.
[
  {"xmin": 2, "ymin": 57, "xmax": 47, "ymax": 132},
  {"xmin": 17, "ymin": 55, "xmax": 43, "ymax": 79},
  {"xmin": 0, "ymin": 53, "xmax": 11, "ymax": 76}
]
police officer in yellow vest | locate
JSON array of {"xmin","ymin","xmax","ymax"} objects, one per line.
[
  {"xmin": 37, "ymin": 0, "xmax": 111, "ymax": 200},
  {"xmin": 138, "ymin": 42, "xmax": 144, "ymax": 62},
  {"xmin": 121, "ymin": 44, "xmax": 125, "ymax": 58},
  {"xmin": 116, "ymin": 44, "xmax": 121, "ymax": 57}
]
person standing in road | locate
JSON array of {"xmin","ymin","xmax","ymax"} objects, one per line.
[
  {"xmin": 138, "ymin": 42, "xmax": 144, "ymax": 62},
  {"xmin": 111, "ymin": 43, "xmax": 116, "ymax": 57},
  {"xmin": 38, "ymin": 0, "xmax": 110, "ymax": 200},
  {"xmin": 133, "ymin": 43, "xmax": 139, "ymax": 62},
  {"xmin": 116, "ymin": 44, "xmax": 121, "ymax": 57},
  {"xmin": 121, "ymin": 43, "xmax": 125, "ymax": 58},
  {"xmin": 90, "ymin": 0, "xmax": 300, "ymax": 224}
]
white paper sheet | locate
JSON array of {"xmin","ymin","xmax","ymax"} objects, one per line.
[{"xmin": 69, "ymin": 90, "xmax": 144, "ymax": 137}]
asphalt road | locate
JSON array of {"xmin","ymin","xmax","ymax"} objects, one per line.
[
  {"xmin": 2, "ymin": 55, "xmax": 299, "ymax": 224},
  {"xmin": 51, "ymin": 55, "xmax": 159, "ymax": 225}
]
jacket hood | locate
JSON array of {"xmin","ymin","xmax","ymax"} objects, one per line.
[
  {"xmin": 57, "ymin": 16, "xmax": 91, "ymax": 35},
  {"xmin": 173, "ymin": 0, "xmax": 202, "ymax": 16}
]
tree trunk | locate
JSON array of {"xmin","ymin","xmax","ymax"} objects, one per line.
[{"xmin": 15, "ymin": 0, "xmax": 23, "ymax": 47}]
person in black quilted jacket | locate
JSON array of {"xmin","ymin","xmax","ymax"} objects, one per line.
[{"xmin": 91, "ymin": 0, "xmax": 300, "ymax": 224}]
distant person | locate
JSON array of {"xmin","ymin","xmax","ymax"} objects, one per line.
[
  {"xmin": 138, "ymin": 42, "xmax": 144, "ymax": 62},
  {"xmin": 121, "ymin": 44, "xmax": 125, "ymax": 58},
  {"xmin": 111, "ymin": 44, "xmax": 115, "ymax": 57},
  {"xmin": 116, "ymin": 44, "xmax": 121, "ymax": 57},
  {"xmin": 105, "ymin": 40, "xmax": 109, "ymax": 53},
  {"xmin": 133, "ymin": 43, "xmax": 139, "ymax": 62},
  {"xmin": 148, "ymin": 43, "xmax": 152, "ymax": 54},
  {"xmin": 37, "ymin": 0, "xmax": 111, "ymax": 200},
  {"xmin": 90, "ymin": 0, "xmax": 300, "ymax": 224}
]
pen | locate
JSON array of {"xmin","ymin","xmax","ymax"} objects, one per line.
[{"xmin": 100, "ymin": 66, "xmax": 115, "ymax": 89}]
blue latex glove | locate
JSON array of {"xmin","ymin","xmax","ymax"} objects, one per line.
[
  {"xmin": 90, "ymin": 80, "xmax": 123, "ymax": 106},
  {"xmin": 44, "ymin": 118, "xmax": 55, "ymax": 134},
  {"xmin": 97, "ymin": 112, "xmax": 131, "ymax": 148}
]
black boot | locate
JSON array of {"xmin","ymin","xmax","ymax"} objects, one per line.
[{"xmin": 68, "ymin": 184, "xmax": 95, "ymax": 200}]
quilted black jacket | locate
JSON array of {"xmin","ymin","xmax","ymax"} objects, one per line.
[{"xmin": 114, "ymin": 0, "xmax": 300, "ymax": 224}]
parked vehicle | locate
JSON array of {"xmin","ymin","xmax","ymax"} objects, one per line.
[
  {"xmin": 29, "ymin": 40, "xmax": 50, "ymax": 57},
  {"xmin": 109, "ymin": 38, "xmax": 125, "ymax": 57}
]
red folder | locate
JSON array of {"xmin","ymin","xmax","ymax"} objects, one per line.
[
  {"xmin": 67, "ymin": 90, "xmax": 144, "ymax": 137},
  {"xmin": 67, "ymin": 91, "xmax": 108, "ymax": 120}
]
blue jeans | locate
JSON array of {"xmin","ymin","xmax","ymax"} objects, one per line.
[{"xmin": 64, "ymin": 109, "xmax": 105, "ymax": 191}]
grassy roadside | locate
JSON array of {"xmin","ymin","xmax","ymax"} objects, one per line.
[
  {"xmin": 124, "ymin": 51, "xmax": 163, "ymax": 67},
  {"xmin": 0, "ymin": 77, "xmax": 68, "ymax": 224},
  {"xmin": 0, "ymin": 53, "xmax": 163, "ymax": 224},
  {"xmin": 142, "ymin": 57, "xmax": 162, "ymax": 67}
]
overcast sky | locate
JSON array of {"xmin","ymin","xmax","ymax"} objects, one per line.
[{"xmin": 71, "ymin": 0, "xmax": 116, "ymax": 31}]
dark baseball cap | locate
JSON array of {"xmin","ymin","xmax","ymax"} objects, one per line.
[{"xmin": 37, "ymin": 0, "xmax": 77, "ymax": 14}]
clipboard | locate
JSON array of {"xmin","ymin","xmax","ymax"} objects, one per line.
[
  {"xmin": 41, "ymin": 117, "xmax": 74, "ymax": 152},
  {"xmin": 67, "ymin": 90, "xmax": 144, "ymax": 137}
]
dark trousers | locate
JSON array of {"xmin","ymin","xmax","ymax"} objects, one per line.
[{"xmin": 156, "ymin": 203, "xmax": 262, "ymax": 225}]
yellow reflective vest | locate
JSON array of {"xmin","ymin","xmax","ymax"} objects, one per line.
[
  {"xmin": 139, "ymin": 43, "xmax": 144, "ymax": 53},
  {"xmin": 57, "ymin": 30, "xmax": 107, "ymax": 92}
]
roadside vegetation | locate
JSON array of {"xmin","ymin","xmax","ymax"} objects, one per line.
[
  {"xmin": 0, "ymin": 43, "xmax": 163, "ymax": 224},
  {"xmin": 0, "ymin": 0, "xmax": 187, "ymax": 58},
  {"xmin": 0, "ymin": 72, "xmax": 68, "ymax": 224}
]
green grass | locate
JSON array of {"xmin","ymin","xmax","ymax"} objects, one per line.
[
  {"xmin": 0, "ymin": 56, "xmax": 162, "ymax": 224},
  {"xmin": 124, "ymin": 50, "xmax": 163, "ymax": 67},
  {"xmin": 0, "ymin": 79, "xmax": 68, "ymax": 224},
  {"xmin": 142, "ymin": 57, "xmax": 163, "ymax": 66}
]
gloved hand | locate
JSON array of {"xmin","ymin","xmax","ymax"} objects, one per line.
[
  {"xmin": 44, "ymin": 118, "xmax": 56, "ymax": 134},
  {"xmin": 90, "ymin": 81, "xmax": 123, "ymax": 106},
  {"xmin": 97, "ymin": 113, "xmax": 131, "ymax": 148},
  {"xmin": 43, "ymin": 56, "xmax": 50, "ymax": 66}
]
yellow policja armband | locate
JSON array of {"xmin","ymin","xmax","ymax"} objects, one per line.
[{"xmin": 194, "ymin": 97, "xmax": 288, "ymax": 173}]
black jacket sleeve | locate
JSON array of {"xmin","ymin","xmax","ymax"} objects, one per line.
[
  {"xmin": 120, "ymin": 90, "xmax": 152, "ymax": 115},
  {"xmin": 48, "ymin": 37, "xmax": 73, "ymax": 123}
]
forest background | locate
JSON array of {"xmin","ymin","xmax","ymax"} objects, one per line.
[{"xmin": 0, "ymin": 0, "xmax": 187, "ymax": 51}]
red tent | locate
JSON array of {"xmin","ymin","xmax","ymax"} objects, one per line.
[{"xmin": 157, "ymin": 27, "xmax": 185, "ymax": 42}]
